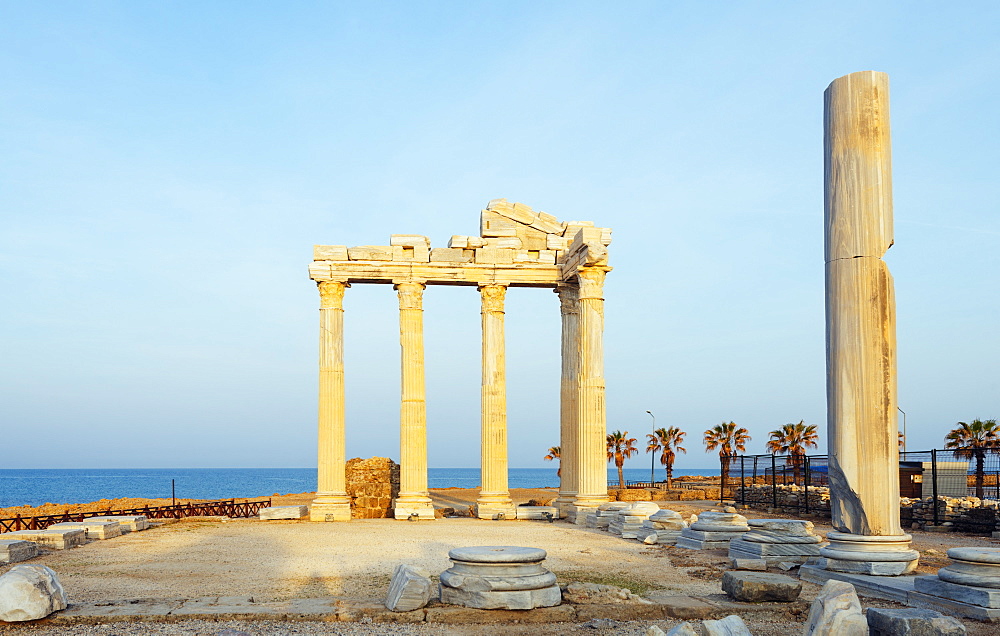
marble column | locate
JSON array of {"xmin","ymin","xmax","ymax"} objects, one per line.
[
  {"xmin": 553, "ymin": 285, "xmax": 579, "ymax": 515},
  {"xmin": 569, "ymin": 267, "xmax": 611, "ymax": 521},
  {"xmin": 392, "ymin": 281, "xmax": 435, "ymax": 520},
  {"xmin": 310, "ymin": 280, "xmax": 352, "ymax": 522},
  {"xmin": 822, "ymin": 70, "xmax": 917, "ymax": 574},
  {"xmin": 474, "ymin": 284, "xmax": 517, "ymax": 519}
]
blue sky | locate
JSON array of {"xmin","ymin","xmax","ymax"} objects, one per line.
[{"xmin": 1, "ymin": 2, "xmax": 997, "ymax": 471}]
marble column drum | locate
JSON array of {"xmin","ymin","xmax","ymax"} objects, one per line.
[
  {"xmin": 568, "ymin": 268, "xmax": 610, "ymax": 521},
  {"xmin": 822, "ymin": 70, "xmax": 917, "ymax": 574},
  {"xmin": 553, "ymin": 285, "xmax": 579, "ymax": 516},
  {"xmin": 913, "ymin": 548, "xmax": 1000, "ymax": 610},
  {"xmin": 438, "ymin": 546, "xmax": 561, "ymax": 610},
  {"xmin": 729, "ymin": 519, "xmax": 826, "ymax": 564},
  {"xmin": 311, "ymin": 280, "xmax": 352, "ymax": 522},
  {"xmin": 392, "ymin": 281, "xmax": 435, "ymax": 520},
  {"xmin": 474, "ymin": 284, "xmax": 516, "ymax": 520}
]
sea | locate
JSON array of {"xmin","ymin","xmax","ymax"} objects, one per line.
[{"xmin": 0, "ymin": 467, "xmax": 720, "ymax": 508}]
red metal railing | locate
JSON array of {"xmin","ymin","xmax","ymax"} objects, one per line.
[{"xmin": 0, "ymin": 498, "xmax": 272, "ymax": 533}]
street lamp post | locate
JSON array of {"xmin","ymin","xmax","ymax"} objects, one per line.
[
  {"xmin": 646, "ymin": 410, "xmax": 656, "ymax": 485},
  {"xmin": 898, "ymin": 407, "xmax": 907, "ymax": 455}
]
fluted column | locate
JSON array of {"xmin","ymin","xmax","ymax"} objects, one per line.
[
  {"xmin": 310, "ymin": 280, "xmax": 352, "ymax": 522},
  {"xmin": 821, "ymin": 71, "xmax": 917, "ymax": 574},
  {"xmin": 392, "ymin": 281, "xmax": 435, "ymax": 520},
  {"xmin": 570, "ymin": 267, "xmax": 610, "ymax": 519},
  {"xmin": 474, "ymin": 284, "xmax": 516, "ymax": 519},
  {"xmin": 554, "ymin": 285, "xmax": 579, "ymax": 516}
]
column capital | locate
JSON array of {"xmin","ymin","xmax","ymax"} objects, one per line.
[
  {"xmin": 576, "ymin": 267, "xmax": 608, "ymax": 300},
  {"xmin": 394, "ymin": 281, "xmax": 426, "ymax": 311},
  {"xmin": 478, "ymin": 283, "xmax": 507, "ymax": 313},
  {"xmin": 317, "ymin": 280, "xmax": 349, "ymax": 309},
  {"xmin": 555, "ymin": 284, "xmax": 579, "ymax": 315}
]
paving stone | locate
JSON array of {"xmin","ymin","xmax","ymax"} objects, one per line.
[
  {"xmin": 721, "ymin": 571, "xmax": 801, "ymax": 602},
  {"xmin": 562, "ymin": 581, "xmax": 651, "ymax": 604},
  {"xmin": 804, "ymin": 580, "xmax": 868, "ymax": 636},
  {"xmin": 0, "ymin": 565, "xmax": 68, "ymax": 622},
  {"xmin": 573, "ymin": 603, "xmax": 665, "ymax": 621},
  {"xmin": 385, "ymin": 563, "xmax": 432, "ymax": 612},
  {"xmin": 424, "ymin": 604, "xmax": 575, "ymax": 623},
  {"xmin": 867, "ymin": 607, "xmax": 967, "ymax": 635}
]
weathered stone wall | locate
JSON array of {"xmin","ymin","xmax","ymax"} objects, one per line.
[
  {"xmin": 607, "ymin": 488, "xmax": 713, "ymax": 502},
  {"xmin": 346, "ymin": 457, "xmax": 399, "ymax": 519}
]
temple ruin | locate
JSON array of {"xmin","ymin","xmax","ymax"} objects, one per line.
[{"xmin": 308, "ymin": 199, "xmax": 612, "ymax": 522}]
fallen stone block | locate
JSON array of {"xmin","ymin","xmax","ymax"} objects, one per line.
[
  {"xmin": 721, "ymin": 571, "xmax": 801, "ymax": 602},
  {"xmin": 703, "ymin": 614, "xmax": 752, "ymax": 636},
  {"xmin": 258, "ymin": 506, "xmax": 307, "ymax": 520},
  {"xmin": 515, "ymin": 506, "xmax": 559, "ymax": 520},
  {"xmin": 646, "ymin": 626, "xmax": 668, "ymax": 636},
  {"xmin": 804, "ymin": 580, "xmax": 867, "ymax": 636},
  {"xmin": 4, "ymin": 529, "xmax": 87, "ymax": 550},
  {"xmin": 48, "ymin": 521, "xmax": 122, "ymax": 540},
  {"xmin": 665, "ymin": 622, "xmax": 699, "ymax": 636},
  {"xmin": 86, "ymin": 516, "xmax": 149, "ymax": 532},
  {"xmin": 384, "ymin": 564, "xmax": 432, "ymax": 612},
  {"xmin": 730, "ymin": 558, "xmax": 767, "ymax": 571},
  {"xmin": 0, "ymin": 540, "xmax": 39, "ymax": 565},
  {"xmin": 0, "ymin": 565, "xmax": 68, "ymax": 622},
  {"xmin": 866, "ymin": 607, "xmax": 966, "ymax": 635}
]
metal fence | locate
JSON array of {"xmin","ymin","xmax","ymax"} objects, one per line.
[
  {"xmin": 725, "ymin": 450, "xmax": 1000, "ymax": 534},
  {"xmin": 0, "ymin": 498, "xmax": 272, "ymax": 534}
]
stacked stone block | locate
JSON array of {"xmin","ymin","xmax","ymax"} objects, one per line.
[
  {"xmin": 346, "ymin": 457, "xmax": 400, "ymax": 519},
  {"xmin": 608, "ymin": 502, "xmax": 660, "ymax": 538},
  {"xmin": 586, "ymin": 502, "xmax": 630, "ymax": 529},
  {"xmin": 639, "ymin": 509, "xmax": 687, "ymax": 545},
  {"xmin": 728, "ymin": 519, "xmax": 825, "ymax": 564},
  {"xmin": 675, "ymin": 511, "xmax": 749, "ymax": 550}
]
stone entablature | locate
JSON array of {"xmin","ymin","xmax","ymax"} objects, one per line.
[
  {"xmin": 309, "ymin": 199, "xmax": 612, "ymax": 522},
  {"xmin": 309, "ymin": 198, "xmax": 611, "ymax": 287}
]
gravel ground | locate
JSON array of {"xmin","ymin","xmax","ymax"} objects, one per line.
[{"xmin": 3, "ymin": 495, "xmax": 1000, "ymax": 634}]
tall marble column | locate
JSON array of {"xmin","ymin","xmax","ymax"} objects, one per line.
[
  {"xmin": 474, "ymin": 284, "xmax": 517, "ymax": 519},
  {"xmin": 310, "ymin": 280, "xmax": 352, "ymax": 522},
  {"xmin": 569, "ymin": 267, "xmax": 611, "ymax": 521},
  {"xmin": 821, "ymin": 71, "xmax": 917, "ymax": 574},
  {"xmin": 392, "ymin": 281, "xmax": 435, "ymax": 520},
  {"xmin": 553, "ymin": 285, "xmax": 579, "ymax": 515}
]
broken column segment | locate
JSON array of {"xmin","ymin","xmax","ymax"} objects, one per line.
[{"xmin": 822, "ymin": 70, "xmax": 917, "ymax": 575}]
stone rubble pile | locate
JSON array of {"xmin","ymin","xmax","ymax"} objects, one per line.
[
  {"xmin": 728, "ymin": 519, "xmax": 826, "ymax": 564},
  {"xmin": 639, "ymin": 509, "xmax": 688, "ymax": 545},
  {"xmin": 608, "ymin": 502, "xmax": 661, "ymax": 538},
  {"xmin": 675, "ymin": 511, "xmax": 749, "ymax": 550}
]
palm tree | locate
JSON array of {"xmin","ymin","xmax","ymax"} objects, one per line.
[
  {"xmin": 607, "ymin": 430, "xmax": 638, "ymax": 489},
  {"xmin": 647, "ymin": 427, "xmax": 686, "ymax": 488},
  {"xmin": 703, "ymin": 421, "xmax": 751, "ymax": 486},
  {"xmin": 945, "ymin": 419, "xmax": 1000, "ymax": 498},
  {"xmin": 765, "ymin": 420, "xmax": 818, "ymax": 484},
  {"xmin": 543, "ymin": 446, "xmax": 561, "ymax": 477}
]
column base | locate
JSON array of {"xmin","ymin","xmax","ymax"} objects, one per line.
[
  {"xmin": 393, "ymin": 497, "xmax": 435, "ymax": 520},
  {"xmin": 553, "ymin": 494, "xmax": 577, "ymax": 517},
  {"xmin": 819, "ymin": 532, "xmax": 919, "ymax": 576},
  {"xmin": 474, "ymin": 501, "xmax": 517, "ymax": 520},
  {"xmin": 309, "ymin": 498, "xmax": 351, "ymax": 522}
]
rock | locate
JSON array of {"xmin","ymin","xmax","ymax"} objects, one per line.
[
  {"xmin": 258, "ymin": 506, "xmax": 308, "ymax": 520},
  {"xmin": 0, "ymin": 565, "xmax": 68, "ymax": 621},
  {"xmin": 866, "ymin": 607, "xmax": 966, "ymax": 635},
  {"xmin": 384, "ymin": 564, "xmax": 432, "ymax": 612},
  {"xmin": 666, "ymin": 622, "xmax": 700, "ymax": 636},
  {"xmin": 804, "ymin": 580, "xmax": 868, "ymax": 636},
  {"xmin": 646, "ymin": 626, "xmax": 668, "ymax": 636},
  {"xmin": 778, "ymin": 562, "xmax": 799, "ymax": 571},
  {"xmin": 643, "ymin": 532, "xmax": 659, "ymax": 545},
  {"xmin": 703, "ymin": 614, "xmax": 752, "ymax": 635},
  {"xmin": 562, "ymin": 581, "xmax": 652, "ymax": 604},
  {"xmin": 721, "ymin": 571, "xmax": 801, "ymax": 602},
  {"xmin": 731, "ymin": 558, "xmax": 767, "ymax": 571}
]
